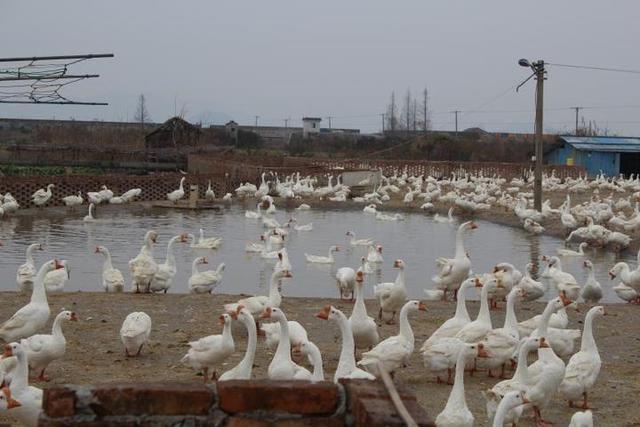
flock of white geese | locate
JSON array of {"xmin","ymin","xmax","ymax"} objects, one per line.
[{"xmin": 0, "ymin": 170, "xmax": 639, "ymax": 426}]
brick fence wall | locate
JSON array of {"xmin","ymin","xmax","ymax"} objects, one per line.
[
  {"xmin": 38, "ymin": 380, "xmax": 434, "ymax": 426},
  {"xmin": 0, "ymin": 173, "xmax": 243, "ymax": 208}
]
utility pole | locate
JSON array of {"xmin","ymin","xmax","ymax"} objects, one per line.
[
  {"xmin": 284, "ymin": 118, "xmax": 289, "ymax": 129},
  {"xmin": 533, "ymin": 61, "xmax": 545, "ymax": 212},
  {"xmin": 381, "ymin": 113, "xmax": 385, "ymax": 133},
  {"xmin": 254, "ymin": 115, "xmax": 259, "ymax": 128},
  {"xmin": 574, "ymin": 107, "xmax": 581, "ymax": 135},
  {"xmin": 453, "ymin": 110, "xmax": 460, "ymax": 138},
  {"xmin": 327, "ymin": 116, "xmax": 332, "ymax": 130}
]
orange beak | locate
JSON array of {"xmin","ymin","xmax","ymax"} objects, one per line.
[
  {"xmin": 260, "ymin": 235, "xmax": 265, "ymax": 241},
  {"xmin": 180, "ymin": 233, "xmax": 189, "ymax": 243},
  {"xmin": 377, "ymin": 246, "xmax": 383, "ymax": 253},
  {"xmin": 356, "ymin": 272, "xmax": 364, "ymax": 283},
  {"xmin": 70, "ymin": 312, "xmax": 79, "ymax": 321},
  {"xmin": 602, "ymin": 308, "xmax": 608, "ymax": 316},
  {"xmin": 259, "ymin": 307, "xmax": 272, "ymax": 319},
  {"xmin": 3, "ymin": 345, "xmax": 12, "ymax": 358},
  {"xmin": 609, "ymin": 271, "xmax": 616, "ymax": 279},
  {"xmin": 560, "ymin": 292, "xmax": 572, "ymax": 306},
  {"xmin": 315, "ymin": 305, "xmax": 331, "ymax": 320},
  {"xmin": 476, "ymin": 343, "xmax": 489, "ymax": 358},
  {"xmin": 277, "ymin": 252, "xmax": 283, "ymax": 261},
  {"xmin": 218, "ymin": 315, "xmax": 226, "ymax": 325},
  {"xmin": 334, "ymin": 246, "xmax": 340, "ymax": 252},
  {"xmin": 474, "ymin": 278, "xmax": 483, "ymax": 288},
  {"xmin": 202, "ymin": 258, "xmax": 209, "ymax": 265},
  {"xmin": 94, "ymin": 246, "xmax": 100, "ymax": 254},
  {"xmin": 283, "ymin": 270, "xmax": 292, "ymax": 278},
  {"xmin": 151, "ymin": 235, "xmax": 157, "ymax": 243},
  {"xmin": 235, "ymin": 305, "xmax": 245, "ymax": 316},
  {"xmin": 54, "ymin": 259, "xmax": 64, "ymax": 270},
  {"xmin": 393, "ymin": 260, "xmax": 401, "ymax": 268},
  {"xmin": 470, "ymin": 222, "xmax": 478, "ymax": 229},
  {"xmin": 292, "ymin": 344, "xmax": 302, "ymax": 355},
  {"xmin": 229, "ymin": 310, "xmax": 238, "ymax": 320},
  {"xmin": 418, "ymin": 302, "xmax": 427, "ymax": 312},
  {"xmin": 522, "ymin": 396, "xmax": 531, "ymax": 405},
  {"xmin": 539, "ymin": 337, "xmax": 550, "ymax": 348}
]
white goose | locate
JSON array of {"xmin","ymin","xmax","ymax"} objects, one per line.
[
  {"xmin": 128, "ymin": 230, "xmax": 158, "ymax": 293},
  {"xmin": 296, "ymin": 341, "xmax": 324, "ymax": 382},
  {"xmin": 374, "ymin": 259, "xmax": 408, "ymax": 324},
  {"xmin": 609, "ymin": 259, "xmax": 640, "ymax": 303},
  {"xmin": 224, "ymin": 269, "xmax": 291, "ymax": 316},
  {"xmin": 491, "ymin": 391, "xmax": 530, "ymax": 427},
  {"xmin": 16, "ymin": 243, "xmax": 44, "ymax": 293},
  {"xmin": 515, "ymin": 262, "xmax": 546, "ymax": 302},
  {"xmin": 150, "ymin": 234, "xmax": 189, "ymax": 293},
  {"xmin": 43, "ymin": 260, "xmax": 69, "ymax": 293},
  {"xmin": 305, "ymin": 245, "xmax": 340, "ymax": 264},
  {"xmin": 559, "ymin": 306, "xmax": 605, "ymax": 410},
  {"xmin": 245, "ymin": 203, "xmax": 262, "ymax": 219},
  {"xmin": 530, "ymin": 295, "xmax": 581, "ymax": 358},
  {"xmin": 358, "ymin": 300, "xmax": 426, "ymax": 376},
  {"xmin": 260, "ymin": 320, "xmax": 309, "ymax": 351},
  {"xmin": 83, "ymin": 203, "xmax": 96, "ymax": 222},
  {"xmin": 61, "ymin": 191, "xmax": 83, "ymax": 209},
  {"xmin": 316, "ymin": 305, "xmax": 375, "ymax": 382},
  {"xmin": 581, "ymin": 260, "xmax": 602, "ymax": 303},
  {"xmin": 433, "ymin": 207, "xmax": 454, "ymax": 224},
  {"xmin": 366, "ymin": 244, "xmax": 384, "ymax": 264},
  {"xmin": 94, "ymin": 246, "xmax": 125, "ymax": 292},
  {"xmin": 205, "ymin": 180, "xmax": 215, "ymax": 201},
  {"xmin": 219, "ymin": 307, "xmax": 257, "ymax": 381},
  {"xmin": 188, "ymin": 257, "xmax": 225, "ymax": 294},
  {"xmin": 557, "ymin": 242, "xmax": 588, "ymax": 257},
  {"xmin": 432, "ymin": 221, "xmax": 477, "ymax": 301},
  {"xmin": 167, "ymin": 177, "xmax": 186, "ymax": 203},
  {"xmin": 568, "ymin": 410, "xmax": 594, "ymax": 427},
  {"xmin": 261, "ymin": 307, "xmax": 311, "ymax": 380},
  {"xmin": 345, "ymin": 231, "xmax": 374, "ymax": 246},
  {"xmin": 348, "ymin": 271, "xmax": 379, "ymax": 350},
  {"xmin": 455, "ymin": 277, "xmax": 498, "ymax": 344},
  {"xmin": 32, "ymin": 184, "xmax": 54, "ymax": 207},
  {"xmin": 182, "ymin": 312, "xmax": 235, "ymax": 382},
  {"xmin": 546, "ymin": 256, "xmax": 581, "ymax": 301},
  {"xmin": 120, "ymin": 312, "xmax": 152, "ymax": 357},
  {"xmin": 22, "ymin": 310, "xmax": 78, "ymax": 381},
  {"xmin": 3, "ymin": 342, "xmax": 42, "ymax": 427},
  {"xmin": 434, "ymin": 343, "xmax": 482, "ymax": 427},
  {"xmin": 518, "ymin": 302, "xmax": 573, "ymax": 337},
  {"xmin": 335, "ymin": 266, "xmax": 356, "ymax": 300},
  {"xmin": 525, "ymin": 335, "xmax": 566, "ymax": 427},
  {"xmin": 191, "ymin": 229, "xmax": 222, "ymax": 249},
  {"xmin": 0, "ymin": 260, "xmax": 61, "ymax": 343}
]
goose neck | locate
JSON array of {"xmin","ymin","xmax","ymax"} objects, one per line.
[
  {"xmin": 398, "ymin": 305, "xmax": 414, "ymax": 343},
  {"xmin": 222, "ymin": 320, "xmax": 233, "ymax": 344},
  {"xmin": 536, "ymin": 300, "xmax": 557, "ymax": 337},
  {"xmin": 26, "ymin": 245, "xmax": 36, "ymax": 265},
  {"xmin": 12, "ymin": 351, "xmax": 29, "ymax": 392},
  {"xmin": 274, "ymin": 317, "xmax": 291, "ymax": 360},
  {"xmin": 581, "ymin": 310, "xmax": 599, "ymax": 354},
  {"xmin": 31, "ymin": 264, "xmax": 50, "ymax": 304},
  {"xmin": 352, "ymin": 282, "xmax": 367, "ymax": 317},
  {"xmin": 268, "ymin": 274, "xmax": 281, "ymax": 304},
  {"xmin": 102, "ymin": 251, "xmax": 114, "ymax": 271},
  {"xmin": 310, "ymin": 348, "xmax": 324, "ymax": 381},
  {"xmin": 445, "ymin": 350, "xmax": 468, "ymax": 411},
  {"xmin": 191, "ymin": 261, "xmax": 200, "ymax": 276},
  {"xmin": 454, "ymin": 225, "xmax": 466, "ymax": 258},
  {"xmin": 165, "ymin": 237, "xmax": 180, "ymax": 266},
  {"xmin": 477, "ymin": 284, "xmax": 493, "ymax": 326},
  {"xmin": 503, "ymin": 290, "xmax": 519, "ymax": 332},
  {"xmin": 336, "ymin": 312, "xmax": 357, "ymax": 372},
  {"xmin": 454, "ymin": 283, "xmax": 471, "ymax": 321},
  {"xmin": 512, "ymin": 343, "xmax": 532, "ymax": 383},
  {"xmin": 52, "ymin": 313, "xmax": 66, "ymax": 339},
  {"xmin": 238, "ymin": 317, "xmax": 257, "ymax": 373}
]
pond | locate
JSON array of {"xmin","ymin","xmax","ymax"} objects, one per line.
[{"xmin": 0, "ymin": 204, "xmax": 634, "ymax": 303}]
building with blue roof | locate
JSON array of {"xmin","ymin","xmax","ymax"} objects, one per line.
[{"xmin": 545, "ymin": 136, "xmax": 640, "ymax": 177}]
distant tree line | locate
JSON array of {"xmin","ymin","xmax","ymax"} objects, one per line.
[{"xmin": 385, "ymin": 87, "xmax": 430, "ymax": 133}]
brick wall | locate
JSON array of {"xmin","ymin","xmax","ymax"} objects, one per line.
[
  {"xmin": 0, "ymin": 173, "xmax": 243, "ymax": 208},
  {"xmin": 38, "ymin": 380, "xmax": 434, "ymax": 426}
]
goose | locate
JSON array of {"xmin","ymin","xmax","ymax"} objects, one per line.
[
  {"xmin": 120, "ymin": 188, "xmax": 142, "ymax": 202},
  {"xmin": 87, "ymin": 191, "xmax": 102, "ymax": 205},
  {"xmin": 335, "ymin": 266, "xmax": 356, "ymax": 300},
  {"xmin": 434, "ymin": 343, "xmax": 483, "ymax": 427},
  {"xmin": 182, "ymin": 312, "xmax": 235, "ymax": 382},
  {"xmin": 518, "ymin": 302, "xmax": 573, "ymax": 337},
  {"xmin": 345, "ymin": 231, "xmax": 374, "ymax": 246},
  {"xmin": 120, "ymin": 312, "xmax": 152, "ymax": 357},
  {"xmin": 375, "ymin": 212, "xmax": 404, "ymax": 221},
  {"xmin": 260, "ymin": 321, "xmax": 309, "ymax": 351},
  {"xmin": 32, "ymin": 184, "xmax": 54, "ymax": 207},
  {"xmin": 432, "ymin": 221, "xmax": 477, "ymax": 301},
  {"xmin": 480, "ymin": 287, "xmax": 524, "ymax": 378},
  {"xmin": 0, "ymin": 260, "xmax": 62, "ymax": 343},
  {"xmin": 224, "ymin": 269, "xmax": 291, "ymax": 316},
  {"xmin": 433, "ymin": 207, "xmax": 454, "ymax": 224},
  {"xmin": 568, "ymin": 410, "xmax": 594, "ymax": 427},
  {"xmin": 358, "ymin": 300, "xmax": 426, "ymax": 376},
  {"xmin": 82, "ymin": 203, "xmax": 96, "ymax": 222},
  {"xmin": 581, "ymin": 260, "xmax": 602, "ymax": 303},
  {"xmin": 483, "ymin": 337, "xmax": 541, "ymax": 425},
  {"xmin": 421, "ymin": 278, "xmax": 476, "ymax": 352},
  {"xmin": 260, "ymin": 307, "xmax": 311, "ymax": 380},
  {"xmin": 294, "ymin": 222, "xmax": 313, "ymax": 232},
  {"xmin": 1, "ymin": 194, "xmax": 19, "ymax": 214},
  {"xmin": 245, "ymin": 203, "xmax": 262, "ymax": 219},
  {"xmin": 348, "ymin": 271, "xmax": 379, "ymax": 350},
  {"xmin": 515, "ymin": 262, "xmax": 546, "ymax": 302},
  {"xmin": 305, "ymin": 245, "xmax": 340, "ymax": 264},
  {"xmin": 613, "ymin": 282, "xmax": 638, "ymax": 303},
  {"xmin": 455, "ymin": 277, "xmax": 499, "ymax": 344},
  {"xmin": 316, "ymin": 305, "xmax": 375, "ymax": 381},
  {"xmin": 295, "ymin": 341, "xmax": 324, "ymax": 382},
  {"xmin": 296, "ymin": 203, "xmax": 310, "ymax": 210},
  {"xmin": 191, "ymin": 228, "xmax": 222, "ymax": 250},
  {"xmin": 374, "ymin": 259, "xmax": 408, "ymax": 324},
  {"xmin": 205, "ymin": 181, "xmax": 215, "ymax": 201},
  {"xmin": 357, "ymin": 256, "xmax": 374, "ymax": 274},
  {"xmin": 97, "ymin": 185, "xmax": 113, "ymax": 202},
  {"xmin": 491, "ymin": 391, "xmax": 530, "ymax": 427},
  {"xmin": 150, "ymin": 234, "xmax": 189, "ymax": 293},
  {"xmin": 167, "ymin": 177, "xmax": 186, "ymax": 203},
  {"xmin": 525, "ymin": 336, "xmax": 566, "ymax": 427},
  {"xmin": 491, "ymin": 262, "xmax": 522, "ymax": 309},
  {"xmin": 219, "ymin": 307, "xmax": 257, "ymax": 381},
  {"xmin": 61, "ymin": 191, "xmax": 83, "ymax": 209},
  {"xmin": 16, "ymin": 243, "xmax": 44, "ymax": 293},
  {"xmin": 557, "ymin": 242, "xmax": 588, "ymax": 257},
  {"xmin": 0, "ymin": 386, "xmax": 21, "ymax": 410},
  {"xmin": 546, "ymin": 256, "xmax": 581, "ymax": 301},
  {"xmin": 43, "ymin": 260, "xmax": 70, "ymax": 293},
  {"xmin": 188, "ymin": 257, "xmax": 225, "ymax": 294},
  {"xmin": 363, "ymin": 204, "xmax": 377, "ymax": 214},
  {"xmin": 128, "ymin": 230, "xmax": 158, "ymax": 293},
  {"xmin": 3, "ymin": 342, "xmax": 42, "ymax": 427},
  {"xmin": 366, "ymin": 245, "xmax": 384, "ymax": 264},
  {"xmin": 523, "ymin": 218, "xmax": 545, "ymax": 234},
  {"xmin": 560, "ymin": 306, "xmax": 605, "ymax": 409},
  {"xmin": 94, "ymin": 246, "xmax": 125, "ymax": 293},
  {"xmin": 22, "ymin": 310, "xmax": 78, "ymax": 381},
  {"xmin": 109, "ymin": 196, "xmax": 124, "ymax": 204},
  {"xmin": 609, "ymin": 260, "xmax": 640, "ymax": 302}
]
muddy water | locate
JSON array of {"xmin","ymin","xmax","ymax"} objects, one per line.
[{"xmin": 0, "ymin": 204, "xmax": 634, "ymax": 302}]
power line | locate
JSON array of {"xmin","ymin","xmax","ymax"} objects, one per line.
[{"xmin": 547, "ymin": 62, "xmax": 640, "ymax": 74}]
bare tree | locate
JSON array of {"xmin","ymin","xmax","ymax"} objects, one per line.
[
  {"xmin": 385, "ymin": 91, "xmax": 398, "ymax": 131},
  {"xmin": 134, "ymin": 94, "xmax": 151, "ymax": 129},
  {"xmin": 402, "ymin": 88, "xmax": 412, "ymax": 132},
  {"xmin": 411, "ymin": 99, "xmax": 418, "ymax": 131},
  {"xmin": 419, "ymin": 87, "xmax": 430, "ymax": 132}
]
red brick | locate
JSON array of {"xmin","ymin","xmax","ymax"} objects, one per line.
[
  {"xmin": 225, "ymin": 417, "xmax": 344, "ymax": 427},
  {"xmin": 42, "ymin": 387, "xmax": 76, "ymax": 418},
  {"xmin": 89, "ymin": 382, "xmax": 215, "ymax": 416},
  {"xmin": 217, "ymin": 380, "xmax": 339, "ymax": 415},
  {"xmin": 339, "ymin": 379, "xmax": 415, "ymax": 412}
]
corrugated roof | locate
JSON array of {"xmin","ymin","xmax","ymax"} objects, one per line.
[{"xmin": 559, "ymin": 136, "xmax": 640, "ymax": 153}]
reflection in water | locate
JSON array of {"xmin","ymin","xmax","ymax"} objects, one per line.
[{"xmin": 0, "ymin": 205, "xmax": 635, "ymax": 303}]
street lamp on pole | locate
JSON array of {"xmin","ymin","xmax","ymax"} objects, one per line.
[{"xmin": 518, "ymin": 58, "xmax": 546, "ymax": 212}]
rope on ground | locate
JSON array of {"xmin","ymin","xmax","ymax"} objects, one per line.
[{"xmin": 377, "ymin": 361, "xmax": 417, "ymax": 427}]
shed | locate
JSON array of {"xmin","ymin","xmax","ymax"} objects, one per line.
[
  {"xmin": 145, "ymin": 117, "xmax": 201, "ymax": 157},
  {"xmin": 544, "ymin": 136, "xmax": 640, "ymax": 177}
]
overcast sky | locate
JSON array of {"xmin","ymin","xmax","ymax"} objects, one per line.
[{"xmin": 1, "ymin": 1, "xmax": 639, "ymax": 135}]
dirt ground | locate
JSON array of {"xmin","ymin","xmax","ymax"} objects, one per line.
[{"xmin": 0, "ymin": 291, "xmax": 638, "ymax": 426}]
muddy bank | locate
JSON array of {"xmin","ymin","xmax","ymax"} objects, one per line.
[{"xmin": 0, "ymin": 292, "xmax": 637, "ymax": 426}]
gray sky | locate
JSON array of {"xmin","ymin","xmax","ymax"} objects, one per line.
[{"xmin": 2, "ymin": 1, "xmax": 640, "ymax": 135}]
